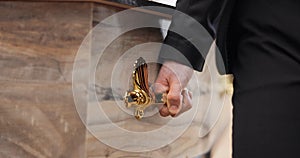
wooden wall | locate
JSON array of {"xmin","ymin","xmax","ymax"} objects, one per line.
[{"xmin": 0, "ymin": 2, "xmax": 92, "ymax": 158}]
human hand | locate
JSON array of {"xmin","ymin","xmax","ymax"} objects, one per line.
[{"xmin": 153, "ymin": 61, "xmax": 194, "ymax": 117}]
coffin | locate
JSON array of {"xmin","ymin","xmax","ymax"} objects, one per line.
[{"xmin": 0, "ymin": 1, "xmax": 232, "ymax": 157}]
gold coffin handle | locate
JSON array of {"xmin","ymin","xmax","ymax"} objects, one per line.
[{"xmin": 124, "ymin": 57, "xmax": 167, "ymax": 120}]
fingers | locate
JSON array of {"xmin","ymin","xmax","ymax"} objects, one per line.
[
  {"xmin": 158, "ymin": 89, "xmax": 193, "ymax": 118},
  {"xmin": 153, "ymin": 61, "xmax": 194, "ymax": 118},
  {"xmin": 158, "ymin": 104, "xmax": 170, "ymax": 117},
  {"xmin": 167, "ymin": 83, "xmax": 183, "ymax": 116},
  {"xmin": 154, "ymin": 75, "xmax": 183, "ymax": 117},
  {"xmin": 154, "ymin": 65, "xmax": 183, "ymax": 117}
]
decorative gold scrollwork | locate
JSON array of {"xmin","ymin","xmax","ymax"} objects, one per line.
[{"xmin": 124, "ymin": 57, "xmax": 166, "ymax": 120}]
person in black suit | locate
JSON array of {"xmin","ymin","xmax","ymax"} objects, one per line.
[{"xmin": 155, "ymin": 0, "xmax": 300, "ymax": 157}]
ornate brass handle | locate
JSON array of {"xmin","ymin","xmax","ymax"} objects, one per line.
[{"xmin": 124, "ymin": 57, "xmax": 167, "ymax": 120}]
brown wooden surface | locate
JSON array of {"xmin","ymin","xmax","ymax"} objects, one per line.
[
  {"xmin": 0, "ymin": 2, "xmax": 92, "ymax": 158},
  {"xmin": 4, "ymin": 0, "xmax": 172, "ymax": 19}
]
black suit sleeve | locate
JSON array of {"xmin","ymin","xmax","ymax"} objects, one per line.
[{"xmin": 159, "ymin": 0, "xmax": 227, "ymax": 71}]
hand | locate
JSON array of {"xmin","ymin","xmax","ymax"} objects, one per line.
[{"xmin": 153, "ymin": 61, "xmax": 194, "ymax": 117}]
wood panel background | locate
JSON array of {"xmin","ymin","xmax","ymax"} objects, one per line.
[{"xmin": 0, "ymin": 2, "xmax": 92, "ymax": 158}]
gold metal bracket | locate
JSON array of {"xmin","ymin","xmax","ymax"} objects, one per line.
[{"xmin": 124, "ymin": 57, "xmax": 166, "ymax": 120}]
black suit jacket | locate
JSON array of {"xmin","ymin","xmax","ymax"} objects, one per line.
[{"xmin": 159, "ymin": 0, "xmax": 236, "ymax": 74}]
